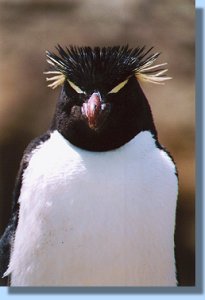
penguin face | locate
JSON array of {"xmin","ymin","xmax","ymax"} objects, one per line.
[
  {"xmin": 62, "ymin": 74, "xmax": 132, "ymax": 132},
  {"xmin": 45, "ymin": 46, "xmax": 171, "ymax": 150}
]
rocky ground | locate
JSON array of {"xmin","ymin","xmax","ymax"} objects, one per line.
[{"xmin": 0, "ymin": 0, "xmax": 195, "ymax": 286}]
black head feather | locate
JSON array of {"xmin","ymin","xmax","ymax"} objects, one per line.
[{"xmin": 45, "ymin": 45, "xmax": 171, "ymax": 91}]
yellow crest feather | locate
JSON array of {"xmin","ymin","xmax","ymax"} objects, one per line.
[
  {"xmin": 43, "ymin": 71, "xmax": 65, "ymax": 89},
  {"xmin": 135, "ymin": 58, "xmax": 172, "ymax": 85}
]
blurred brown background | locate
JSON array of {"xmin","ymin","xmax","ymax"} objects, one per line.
[{"xmin": 0, "ymin": 0, "xmax": 195, "ymax": 286}]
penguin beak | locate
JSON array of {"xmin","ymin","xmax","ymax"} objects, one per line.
[{"xmin": 82, "ymin": 92, "xmax": 111, "ymax": 130}]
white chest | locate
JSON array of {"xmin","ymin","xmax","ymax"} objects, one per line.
[{"xmin": 7, "ymin": 130, "xmax": 178, "ymax": 286}]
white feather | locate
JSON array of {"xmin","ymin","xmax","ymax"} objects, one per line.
[{"xmin": 5, "ymin": 130, "xmax": 178, "ymax": 286}]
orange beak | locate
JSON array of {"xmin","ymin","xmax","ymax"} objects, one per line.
[{"xmin": 82, "ymin": 93, "xmax": 110, "ymax": 130}]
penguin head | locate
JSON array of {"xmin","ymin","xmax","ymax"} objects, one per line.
[{"xmin": 44, "ymin": 45, "xmax": 171, "ymax": 151}]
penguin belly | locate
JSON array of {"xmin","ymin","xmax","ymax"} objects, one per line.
[{"xmin": 6, "ymin": 130, "xmax": 178, "ymax": 286}]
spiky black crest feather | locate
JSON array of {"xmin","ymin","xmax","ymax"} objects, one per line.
[{"xmin": 44, "ymin": 45, "xmax": 171, "ymax": 90}]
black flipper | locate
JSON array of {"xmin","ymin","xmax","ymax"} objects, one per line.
[
  {"xmin": 0, "ymin": 214, "xmax": 17, "ymax": 279},
  {"xmin": 0, "ymin": 131, "xmax": 51, "ymax": 281}
]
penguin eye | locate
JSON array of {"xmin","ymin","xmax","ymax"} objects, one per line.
[
  {"xmin": 67, "ymin": 80, "xmax": 86, "ymax": 94},
  {"xmin": 108, "ymin": 79, "xmax": 129, "ymax": 94}
]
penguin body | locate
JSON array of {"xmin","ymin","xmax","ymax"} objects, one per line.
[
  {"xmin": 5, "ymin": 130, "xmax": 177, "ymax": 286},
  {"xmin": 0, "ymin": 46, "xmax": 178, "ymax": 286}
]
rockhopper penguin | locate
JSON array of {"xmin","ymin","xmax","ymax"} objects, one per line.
[{"xmin": 0, "ymin": 45, "xmax": 178, "ymax": 286}]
